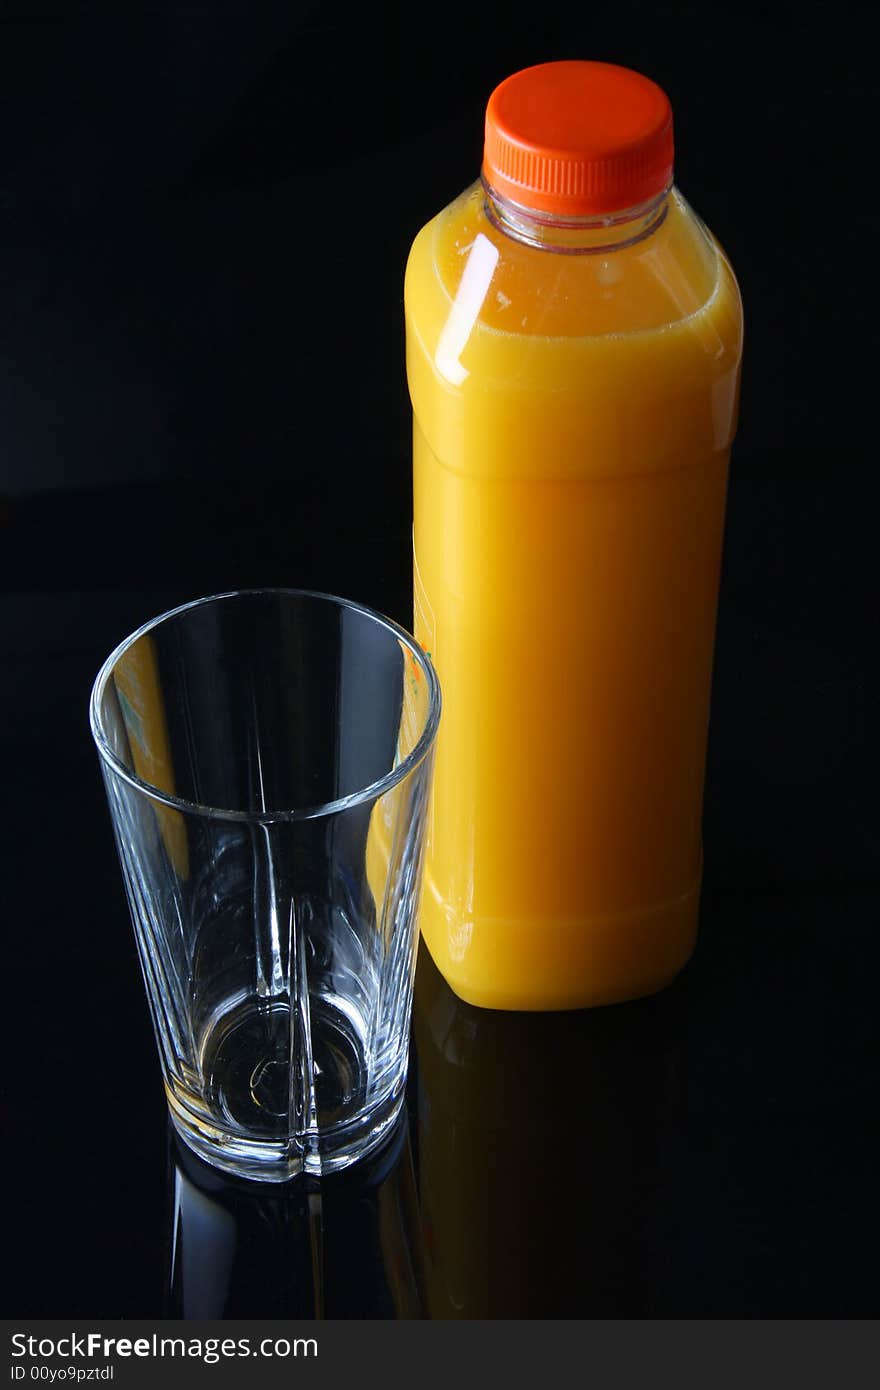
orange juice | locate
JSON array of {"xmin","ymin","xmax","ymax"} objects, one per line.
[{"xmin": 405, "ymin": 61, "xmax": 743, "ymax": 1009}]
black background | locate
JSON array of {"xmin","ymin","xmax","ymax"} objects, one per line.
[{"xmin": 1, "ymin": 0, "xmax": 876, "ymax": 1318}]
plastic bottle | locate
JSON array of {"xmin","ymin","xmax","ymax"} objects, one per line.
[{"xmin": 405, "ymin": 61, "xmax": 743, "ymax": 1009}]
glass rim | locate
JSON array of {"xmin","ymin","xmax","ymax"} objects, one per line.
[{"xmin": 89, "ymin": 587, "xmax": 441, "ymax": 824}]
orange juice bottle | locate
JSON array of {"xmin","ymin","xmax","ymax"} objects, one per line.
[{"xmin": 405, "ymin": 60, "xmax": 743, "ymax": 1010}]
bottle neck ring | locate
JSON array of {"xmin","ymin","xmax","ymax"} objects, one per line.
[{"xmin": 481, "ymin": 177, "xmax": 671, "ymax": 255}]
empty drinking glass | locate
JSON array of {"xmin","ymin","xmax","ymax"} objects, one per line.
[{"xmin": 90, "ymin": 590, "xmax": 440, "ymax": 1181}]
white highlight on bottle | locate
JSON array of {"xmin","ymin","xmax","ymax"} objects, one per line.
[{"xmin": 434, "ymin": 232, "xmax": 500, "ymax": 386}]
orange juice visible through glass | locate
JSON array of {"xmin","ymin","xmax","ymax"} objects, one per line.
[{"xmin": 406, "ymin": 62, "xmax": 743, "ymax": 1010}]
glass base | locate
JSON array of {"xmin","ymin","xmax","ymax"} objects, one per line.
[{"xmin": 165, "ymin": 1079, "xmax": 407, "ymax": 1183}]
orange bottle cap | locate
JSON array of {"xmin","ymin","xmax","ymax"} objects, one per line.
[{"xmin": 483, "ymin": 60, "xmax": 674, "ymax": 217}]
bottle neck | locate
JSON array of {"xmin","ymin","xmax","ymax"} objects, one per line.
[{"xmin": 481, "ymin": 178, "xmax": 670, "ymax": 254}]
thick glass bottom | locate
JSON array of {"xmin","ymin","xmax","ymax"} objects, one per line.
[{"xmin": 166, "ymin": 1079, "xmax": 407, "ymax": 1183}]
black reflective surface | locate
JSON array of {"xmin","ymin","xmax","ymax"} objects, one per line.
[
  {"xmin": 165, "ymin": 1109, "xmax": 424, "ymax": 1318},
  {"xmin": 2, "ymin": 0, "xmax": 876, "ymax": 1319},
  {"xmin": 411, "ymin": 945, "xmax": 678, "ymax": 1318}
]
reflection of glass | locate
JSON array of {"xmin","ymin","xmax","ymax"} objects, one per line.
[
  {"xmin": 165, "ymin": 1112, "xmax": 426, "ymax": 1318},
  {"xmin": 412, "ymin": 941, "xmax": 681, "ymax": 1317},
  {"xmin": 90, "ymin": 590, "xmax": 440, "ymax": 1181}
]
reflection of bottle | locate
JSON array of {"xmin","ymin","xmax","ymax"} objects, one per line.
[
  {"xmin": 164, "ymin": 1111, "xmax": 425, "ymax": 1318},
  {"xmin": 412, "ymin": 941, "xmax": 679, "ymax": 1317},
  {"xmin": 111, "ymin": 634, "xmax": 189, "ymax": 878},
  {"xmin": 406, "ymin": 61, "xmax": 744, "ymax": 1008}
]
